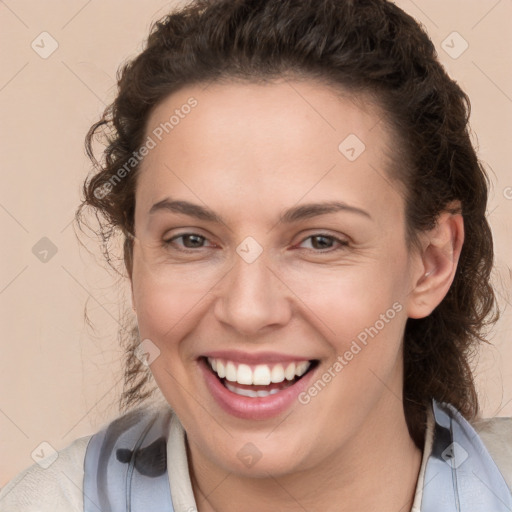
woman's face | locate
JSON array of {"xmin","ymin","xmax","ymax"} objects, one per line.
[{"xmin": 131, "ymin": 80, "xmax": 425, "ymax": 476}]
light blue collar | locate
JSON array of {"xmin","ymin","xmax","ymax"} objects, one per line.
[
  {"xmin": 421, "ymin": 399, "xmax": 512, "ymax": 511},
  {"xmin": 83, "ymin": 400, "xmax": 512, "ymax": 511}
]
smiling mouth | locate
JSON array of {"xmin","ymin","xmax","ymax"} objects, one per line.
[{"xmin": 202, "ymin": 356, "xmax": 319, "ymax": 398}]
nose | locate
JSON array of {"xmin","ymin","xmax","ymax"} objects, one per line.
[{"xmin": 212, "ymin": 250, "xmax": 292, "ymax": 337}]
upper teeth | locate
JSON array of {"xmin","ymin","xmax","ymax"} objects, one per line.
[{"xmin": 207, "ymin": 358, "xmax": 311, "ymax": 385}]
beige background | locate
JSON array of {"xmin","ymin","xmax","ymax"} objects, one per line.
[{"xmin": 0, "ymin": 0, "xmax": 511, "ymax": 487}]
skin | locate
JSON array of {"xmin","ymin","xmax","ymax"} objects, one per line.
[{"xmin": 130, "ymin": 80, "xmax": 464, "ymax": 512}]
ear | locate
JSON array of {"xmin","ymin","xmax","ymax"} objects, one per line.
[{"xmin": 406, "ymin": 203, "xmax": 464, "ymax": 319}]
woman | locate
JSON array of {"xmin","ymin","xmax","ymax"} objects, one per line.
[{"xmin": 1, "ymin": 0, "xmax": 511, "ymax": 511}]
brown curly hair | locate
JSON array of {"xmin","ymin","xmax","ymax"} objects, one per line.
[{"xmin": 76, "ymin": 0, "xmax": 498, "ymax": 447}]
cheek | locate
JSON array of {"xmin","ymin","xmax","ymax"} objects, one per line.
[
  {"xmin": 130, "ymin": 257, "xmax": 218, "ymax": 347},
  {"xmin": 309, "ymin": 286, "xmax": 406, "ymax": 375},
  {"xmin": 282, "ymin": 258, "xmax": 409, "ymax": 343},
  {"xmin": 130, "ymin": 267, "xmax": 210, "ymax": 407},
  {"xmin": 131, "ymin": 258, "xmax": 171, "ymax": 333},
  {"xmin": 294, "ymin": 269, "xmax": 409, "ymax": 421}
]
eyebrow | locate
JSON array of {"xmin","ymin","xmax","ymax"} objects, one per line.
[{"xmin": 148, "ymin": 198, "xmax": 372, "ymax": 223}]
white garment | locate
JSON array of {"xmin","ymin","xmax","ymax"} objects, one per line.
[{"xmin": 0, "ymin": 406, "xmax": 511, "ymax": 512}]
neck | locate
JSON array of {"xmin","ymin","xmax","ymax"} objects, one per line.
[{"xmin": 188, "ymin": 399, "xmax": 424, "ymax": 512}]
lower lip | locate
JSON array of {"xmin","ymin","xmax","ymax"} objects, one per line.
[{"xmin": 199, "ymin": 358, "xmax": 317, "ymax": 420}]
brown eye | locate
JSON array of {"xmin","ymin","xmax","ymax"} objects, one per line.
[
  {"xmin": 181, "ymin": 234, "xmax": 206, "ymax": 248},
  {"xmin": 297, "ymin": 234, "xmax": 348, "ymax": 251},
  {"xmin": 164, "ymin": 233, "xmax": 210, "ymax": 249}
]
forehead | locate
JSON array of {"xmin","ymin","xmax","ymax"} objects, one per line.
[{"xmin": 136, "ymin": 79, "xmax": 404, "ymax": 226}]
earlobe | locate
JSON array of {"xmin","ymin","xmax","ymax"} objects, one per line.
[{"xmin": 407, "ymin": 205, "xmax": 464, "ymax": 319}]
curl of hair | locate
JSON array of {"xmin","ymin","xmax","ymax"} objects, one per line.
[{"xmin": 76, "ymin": 0, "xmax": 498, "ymax": 447}]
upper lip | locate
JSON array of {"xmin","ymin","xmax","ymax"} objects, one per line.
[{"xmin": 201, "ymin": 350, "xmax": 316, "ymax": 365}]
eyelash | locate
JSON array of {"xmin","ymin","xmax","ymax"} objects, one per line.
[{"xmin": 163, "ymin": 232, "xmax": 349, "ymax": 253}]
